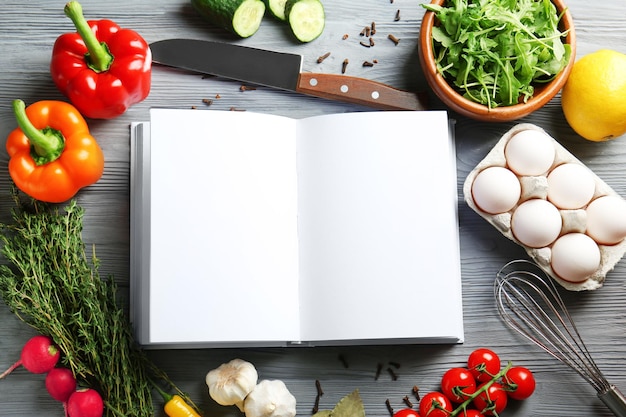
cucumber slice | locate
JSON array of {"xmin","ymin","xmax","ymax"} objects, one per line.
[
  {"xmin": 285, "ymin": 0, "xmax": 325, "ymax": 42},
  {"xmin": 191, "ymin": 0, "xmax": 266, "ymax": 38},
  {"xmin": 265, "ymin": 0, "xmax": 288, "ymax": 20}
]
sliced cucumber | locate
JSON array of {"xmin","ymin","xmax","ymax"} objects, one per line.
[
  {"xmin": 265, "ymin": 0, "xmax": 288, "ymax": 20},
  {"xmin": 191, "ymin": 0, "xmax": 266, "ymax": 38},
  {"xmin": 285, "ymin": 0, "xmax": 325, "ymax": 42}
]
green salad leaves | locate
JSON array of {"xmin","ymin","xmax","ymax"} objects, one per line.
[{"xmin": 423, "ymin": 0, "xmax": 571, "ymax": 108}]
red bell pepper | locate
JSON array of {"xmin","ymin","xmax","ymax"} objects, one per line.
[{"xmin": 50, "ymin": 1, "xmax": 151, "ymax": 119}]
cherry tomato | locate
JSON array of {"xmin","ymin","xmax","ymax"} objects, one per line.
[
  {"xmin": 459, "ymin": 410, "xmax": 485, "ymax": 417},
  {"xmin": 503, "ymin": 366, "xmax": 536, "ymax": 400},
  {"xmin": 418, "ymin": 392, "xmax": 453, "ymax": 417},
  {"xmin": 467, "ymin": 348, "xmax": 501, "ymax": 382},
  {"xmin": 473, "ymin": 382, "xmax": 508, "ymax": 416},
  {"xmin": 441, "ymin": 367, "xmax": 477, "ymax": 403},
  {"xmin": 394, "ymin": 408, "xmax": 421, "ymax": 417}
]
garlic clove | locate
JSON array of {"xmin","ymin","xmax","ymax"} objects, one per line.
[{"xmin": 206, "ymin": 358, "xmax": 258, "ymax": 406}]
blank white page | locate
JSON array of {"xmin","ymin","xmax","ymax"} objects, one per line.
[
  {"xmin": 296, "ymin": 111, "xmax": 463, "ymax": 343},
  {"xmin": 148, "ymin": 109, "xmax": 300, "ymax": 345}
]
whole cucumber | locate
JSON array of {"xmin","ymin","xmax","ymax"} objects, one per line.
[{"xmin": 191, "ymin": 0, "xmax": 266, "ymax": 38}]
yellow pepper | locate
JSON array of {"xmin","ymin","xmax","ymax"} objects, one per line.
[
  {"xmin": 153, "ymin": 382, "xmax": 202, "ymax": 417},
  {"xmin": 164, "ymin": 394, "xmax": 202, "ymax": 417}
]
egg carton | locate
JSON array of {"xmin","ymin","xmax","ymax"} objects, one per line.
[{"xmin": 463, "ymin": 123, "xmax": 626, "ymax": 291}]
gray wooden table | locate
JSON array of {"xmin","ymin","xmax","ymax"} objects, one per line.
[{"xmin": 1, "ymin": 0, "xmax": 625, "ymax": 416}]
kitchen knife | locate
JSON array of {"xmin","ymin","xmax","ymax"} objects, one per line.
[{"xmin": 150, "ymin": 39, "xmax": 428, "ymax": 111}]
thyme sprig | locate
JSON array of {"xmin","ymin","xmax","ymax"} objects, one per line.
[{"xmin": 0, "ymin": 191, "xmax": 195, "ymax": 416}]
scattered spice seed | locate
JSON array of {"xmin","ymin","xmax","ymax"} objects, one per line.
[
  {"xmin": 385, "ymin": 399, "xmax": 394, "ymax": 416},
  {"xmin": 317, "ymin": 52, "xmax": 331, "ymax": 63},
  {"xmin": 202, "ymin": 98, "xmax": 213, "ymax": 106},
  {"xmin": 338, "ymin": 354, "xmax": 349, "ymax": 368},
  {"xmin": 240, "ymin": 85, "xmax": 257, "ymax": 91},
  {"xmin": 394, "ymin": 9, "xmax": 401, "ymax": 21},
  {"xmin": 371, "ymin": 22, "xmax": 377, "ymax": 35},
  {"xmin": 375, "ymin": 362, "xmax": 383, "ymax": 380},
  {"xmin": 390, "ymin": 0, "xmax": 394, "ymax": 3},
  {"xmin": 370, "ymin": 37, "xmax": 375, "ymax": 47},
  {"xmin": 412, "ymin": 385, "xmax": 421, "ymax": 401},
  {"xmin": 215, "ymin": 94, "xmax": 221, "ymax": 99},
  {"xmin": 229, "ymin": 107, "xmax": 245, "ymax": 111},
  {"xmin": 360, "ymin": 27, "xmax": 367, "ymax": 36},
  {"xmin": 341, "ymin": 59, "xmax": 349, "ymax": 74},
  {"xmin": 359, "ymin": 41, "xmax": 371, "ymax": 48},
  {"xmin": 387, "ymin": 367, "xmax": 398, "ymax": 381},
  {"xmin": 373, "ymin": 59, "xmax": 379, "ymax": 64},
  {"xmin": 191, "ymin": 105, "xmax": 197, "ymax": 109},
  {"xmin": 388, "ymin": 33, "xmax": 400, "ymax": 45},
  {"xmin": 403, "ymin": 395, "xmax": 413, "ymax": 408},
  {"xmin": 342, "ymin": 33, "xmax": 349, "ymax": 40},
  {"xmin": 363, "ymin": 61, "xmax": 375, "ymax": 67}
]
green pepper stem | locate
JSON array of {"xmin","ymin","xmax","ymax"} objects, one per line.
[
  {"xmin": 449, "ymin": 361, "xmax": 514, "ymax": 416},
  {"xmin": 12, "ymin": 100, "xmax": 65, "ymax": 165},
  {"xmin": 149, "ymin": 378, "xmax": 174, "ymax": 403},
  {"xmin": 64, "ymin": 1, "xmax": 113, "ymax": 72}
]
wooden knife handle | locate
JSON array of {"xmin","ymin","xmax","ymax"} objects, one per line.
[{"xmin": 296, "ymin": 73, "xmax": 428, "ymax": 111}]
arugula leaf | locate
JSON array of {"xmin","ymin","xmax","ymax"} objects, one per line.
[{"xmin": 422, "ymin": 0, "xmax": 571, "ymax": 108}]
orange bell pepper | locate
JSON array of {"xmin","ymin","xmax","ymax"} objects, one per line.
[{"xmin": 6, "ymin": 99, "xmax": 104, "ymax": 203}]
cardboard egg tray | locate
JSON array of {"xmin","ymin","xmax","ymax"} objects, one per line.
[{"xmin": 463, "ymin": 123, "xmax": 626, "ymax": 291}]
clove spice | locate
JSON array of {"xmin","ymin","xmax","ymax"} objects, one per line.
[
  {"xmin": 375, "ymin": 362, "xmax": 383, "ymax": 380},
  {"xmin": 412, "ymin": 385, "xmax": 421, "ymax": 401},
  {"xmin": 403, "ymin": 395, "xmax": 413, "ymax": 408},
  {"xmin": 385, "ymin": 399, "xmax": 394, "ymax": 416},
  {"xmin": 338, "ymin": 354, "xmax": 349, "ymax": 368},
  {"xmin": 388, "ymin": 33, "xmax": 400, "ymax": 45},
  {"xmin": 387, "ymin": 367, "xmax": 398, "ymax": 381},
  {"xmin": 317, "ymin": 52, "xmax": 331, "ymax": 63},
  {"xmin": 341, "ymin": 59, "xmax": 349, "ymax": 74},
  {"xmin": 312, "ymin": 379, "xmax": 324, "ymax": 414},
  {"xmin": 394, "ymin": 9, "xmax": 401, "ymax": 21},
  {"xmin": 363, "ymin": 61, "xmax": 375, "ymax": 67}
]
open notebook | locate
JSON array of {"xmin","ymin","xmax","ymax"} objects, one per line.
[{"xmin": 130, "ymin": 109, "xmax": 463, "ymax": 348}]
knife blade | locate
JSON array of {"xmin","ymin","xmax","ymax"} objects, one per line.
[{"xmin": 150, "ymin": 39, "xmax": 428, "ymax": 111}]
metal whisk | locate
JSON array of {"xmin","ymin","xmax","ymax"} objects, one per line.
[{"xmin": 494, "ymin": 260, "xmax": 626, "ymax": 417}]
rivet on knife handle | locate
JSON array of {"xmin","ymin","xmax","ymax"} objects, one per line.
[{"xmin": 297, "ymin": 73, "xmax": 428, "ymax": 111}]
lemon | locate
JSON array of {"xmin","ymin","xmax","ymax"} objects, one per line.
[{"xmin": 561, "ymin": 49, "xmax": 626, "ymax": 142}]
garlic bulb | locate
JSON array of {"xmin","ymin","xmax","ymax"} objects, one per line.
[
  {"xmin": 243, "ymin": 380, "xmax": 297, "ymax": 417},
  {"xmin": 206, "ymin": 359, "xmax": 258, "ymax": 410}
]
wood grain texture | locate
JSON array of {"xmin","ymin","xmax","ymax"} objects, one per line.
[{"xmin": 1, "ymin": 0, "xmax": 625, "ymax": 416}]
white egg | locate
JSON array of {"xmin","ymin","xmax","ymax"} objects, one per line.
[
  {"xmin": 551, "ymin": 233, "xmax": 601, "ymax": 283},
  {"xmin": 585, "ymin": 195, "xmax": 626, "ymax": 245},
  {"xmin": 504, "ymin": 129, "xmax": 556, "ymax": 176},
  {"xmin": 471, "ymin": 166, "xmax": 521, "ymax": 214},
  {"xmin": 511, "ymin": 199, "xmax": 562, "ymax": 248},
  {"xmin": 547, "ymin": 163, "xmax": 596, "ymax": 209}
]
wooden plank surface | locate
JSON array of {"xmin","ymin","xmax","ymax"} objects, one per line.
[{"xmin": 1, "ymin": 0, "xmax": 625, "ymax": 416}]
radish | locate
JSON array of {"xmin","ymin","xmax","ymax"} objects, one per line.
[
  {"xmin": 46, "ymin": 367, "xmax": 77, "ymax": 402},
  {"xmin": 67, "ymin": 388, "xmax": 104, "ymax": 417},
  {"xmin": 0, "ymin": 335, "xmax": 60, "ymax": 379}
]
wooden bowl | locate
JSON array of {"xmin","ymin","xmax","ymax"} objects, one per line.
[{"xmin": 419, "ymin": 0, "xmax": 576, "ymax": 122}]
